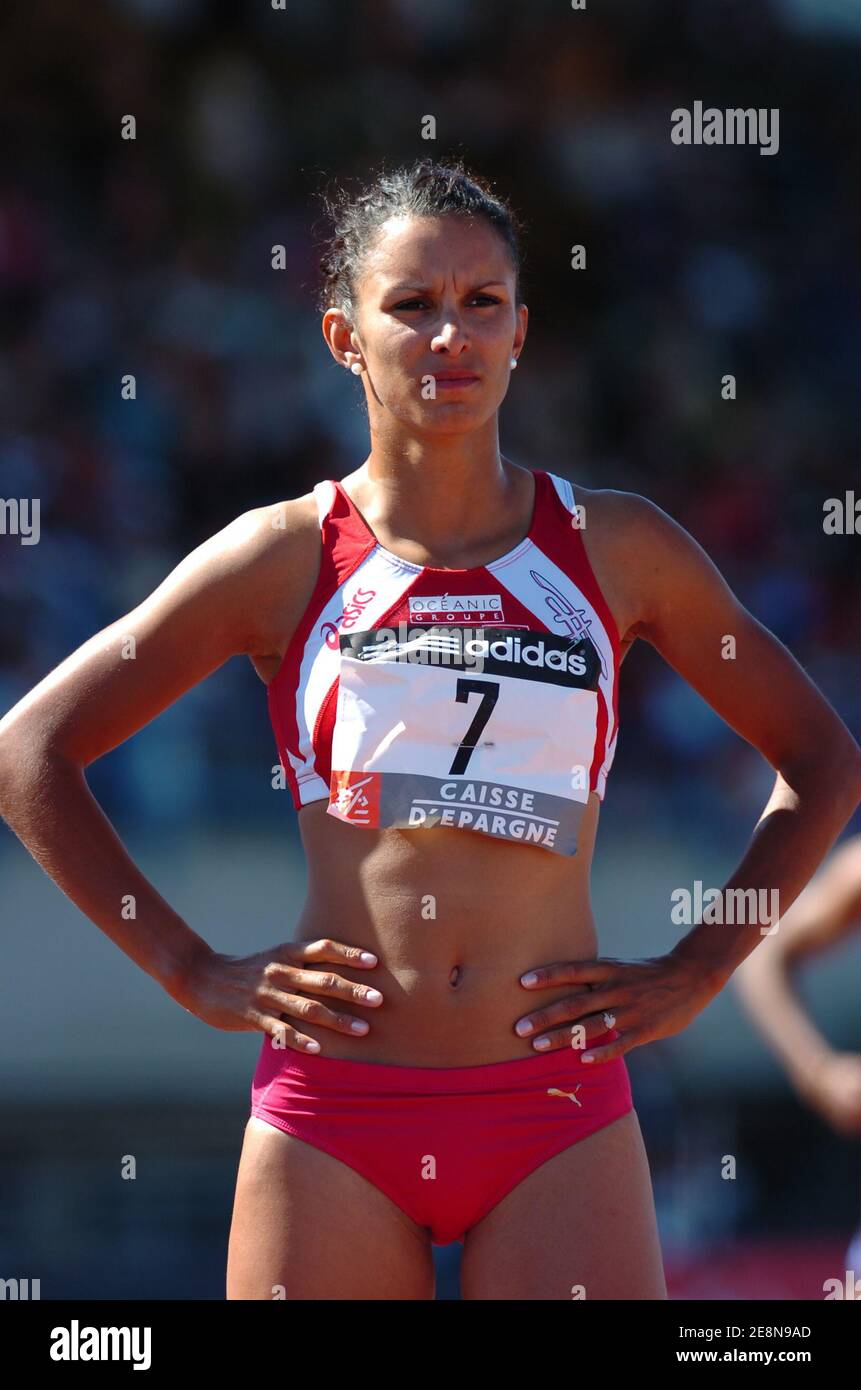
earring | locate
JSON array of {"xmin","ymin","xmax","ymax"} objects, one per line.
[
  {"xmin": 510, "ymin": 357, "xmax": 518, "ymax": 369},
  {"xmin": 350, "ymin": 362, "xmax": 364, "ymax": 375}
]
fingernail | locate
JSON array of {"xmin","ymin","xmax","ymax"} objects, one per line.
[
  {"xmin": 305, "ymin": 1040, "xmax": 320, "ymax": 1052},
  {"xmin": 365, "ymin": 989, "xmax": 383, "ymax": 1003},
  {"xmin": 521, "ymin": 972, "xmax": 538, "ymax": 986},
  {"xmin": 515, "ymin": 1019, "xmax": 533, "ymax": 1036},
  {"xmin": 360, "ymin": 952, "xmax": 378, "ymax": 965},
  {"xmin": 350, "ymin": 1019, "xmax": 369, "ymax": 1033},
  {"xmin": 581, "ymin": 1053, "xmax": 594, "ymax": 1063},
  {"xmin": 533, "ymin": 1036, "xmax": 551, "ymax": 1050}
]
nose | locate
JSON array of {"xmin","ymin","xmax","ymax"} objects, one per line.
[{"xmin": 431, "ymin": 316, "xmax": 470, "ymax": 353}]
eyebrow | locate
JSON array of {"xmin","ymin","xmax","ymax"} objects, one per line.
[{"xmin": 385, "ymin": 280, "xmax": 508, "ymax": 294}]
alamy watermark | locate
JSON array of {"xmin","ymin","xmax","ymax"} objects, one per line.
[
  {"xmin": 0, "ymin": 497, "xmax": 40, "ymax": 545},
  {"xmin": 671, "ymin": 102, "xmax": 779, "ymax": 157},
  {"xmin": 671, "ymin": 881, "xmax": 780, "ymax": 935}
]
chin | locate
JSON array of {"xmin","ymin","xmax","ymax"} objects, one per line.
[{"xmin": 415, "ymin": 411, "xmax": 492, "ymax": 437}]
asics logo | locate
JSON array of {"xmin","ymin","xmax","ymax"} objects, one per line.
[{"xmin": 320, "ymin": 587, "xmax": 376, "ymax": 649}]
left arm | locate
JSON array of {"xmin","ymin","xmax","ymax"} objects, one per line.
[
  {"xmin": 632, "ymin": 494, "xmax": 861, "ymax": 988},
  {"xmin": 515, "ymin": 493, "xmax": 861, "ymax": 1060}
]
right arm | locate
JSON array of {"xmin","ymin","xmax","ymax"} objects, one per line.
[
  {"xmin": 732, "ymin": 834, "xmax": 861, "ymax": 1133},
  {"xmin": 0, "ymin": 499, "xmax": 383, "ymax": 1049}
]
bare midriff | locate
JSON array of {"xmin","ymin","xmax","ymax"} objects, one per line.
[{"xmin": 290, "ymin": 793, "xmax": 606, "ymax": 1066}]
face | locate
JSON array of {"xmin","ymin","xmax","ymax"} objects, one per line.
[{"xmin": 322, "ymin": 213, "xmax": 528, "ymax": 435}]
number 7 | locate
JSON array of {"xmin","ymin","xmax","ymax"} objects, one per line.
[{"xmin": 449, "ymin": 678, "xmax": 500, "ymax": 775}]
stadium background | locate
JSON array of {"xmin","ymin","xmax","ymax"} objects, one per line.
[{"xmin": 1, "ymin": 0, "xmax": 860, "ymax": 1299}]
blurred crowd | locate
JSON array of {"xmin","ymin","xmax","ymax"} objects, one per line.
[{"xmin": 1, "ymin": 0, "xmax": 859, "ymax": 834}]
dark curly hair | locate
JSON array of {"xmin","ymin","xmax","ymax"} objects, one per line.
[{"xmin": 314, "ymin": 156, "xmax": 525, "ymax": 323}]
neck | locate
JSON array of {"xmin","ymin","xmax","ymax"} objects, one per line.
[{"xmin": 354, "ymin": 424, "xmax": 524, "ymax": 551}]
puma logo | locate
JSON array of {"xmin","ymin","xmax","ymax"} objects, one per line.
[{"xmin": 547, "ymin": 1085, "xmax": 583, "ymax": 1106}]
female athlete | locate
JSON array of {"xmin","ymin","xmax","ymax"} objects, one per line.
[{"xmin": 1, "ymin": 158, "xmax": 860, "ymax": 1300}]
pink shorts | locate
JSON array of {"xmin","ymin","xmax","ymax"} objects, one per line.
[{"xmin": 250, "ymin": 1028, "xmax": 634, "ymax": 1247}]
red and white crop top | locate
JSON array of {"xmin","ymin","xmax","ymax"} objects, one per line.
[{"xmin": 266, "ymin": 469, "xmax": 621, "ymax": 856}]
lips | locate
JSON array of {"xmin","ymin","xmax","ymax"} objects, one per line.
[{"xmin": 431, "ymin": 371, "xmax": 481, "ymax": 389}]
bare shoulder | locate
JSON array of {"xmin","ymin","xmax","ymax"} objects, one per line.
[
  {"xmin": 229, "ymin": 493, "xmax": 322, "ymax": 672},
  {"xmin": 574, "ymin": 484, "xmax": 861, "ymax": 789},
  {"xmin": 155, "ymin": 489, "xmax": 322, "ymax": 671},
  {"xmin": 572, "ymin": 484, "xmax": 724, "ymax": 647},
  {"xmin": 227, "ymin": 492, "xmax": 320, "ymax": 578},
  {"xmin": 0, "ymin": 493, "xmax": 323, "ymax": 766},
  {"xmin": 569, "ymin": 484, "xmax": 660, "ymax": 649}
]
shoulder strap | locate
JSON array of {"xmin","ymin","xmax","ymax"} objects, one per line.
[
  {"xmin": 312, "ymin": 479, "xmax": 336, "ymax": 529},
  {"xmin": 545, "ymin": 470, "xmax": 576, "ymax": 515}
]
